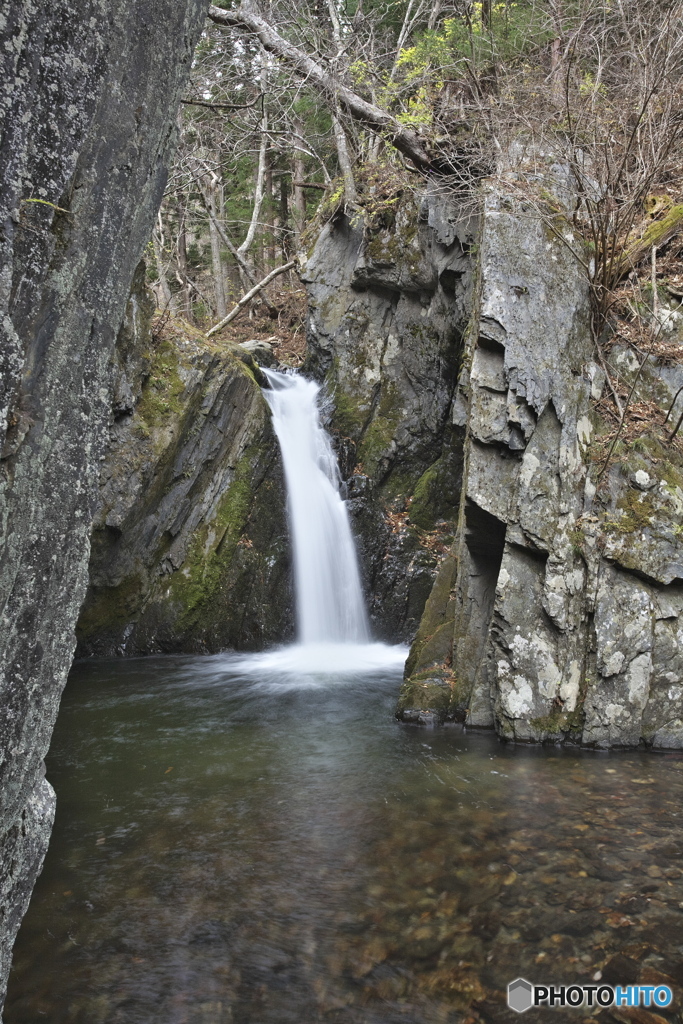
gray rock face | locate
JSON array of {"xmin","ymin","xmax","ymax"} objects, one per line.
[
  {"xmin": 0, "ymin": 0, "xmax": 207, "ymax": 1008},
  {"xmin": 76, "ymin": 280, "xmax": 291, "ymax": 656},
  {"xmin": 302, "ymin": 188, "xmax": 476, "ymax": 640},
  {"xmin": 399, "ymin": 191, "xmax": 683, "ymax": 748}
]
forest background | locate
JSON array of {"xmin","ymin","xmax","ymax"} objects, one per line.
[{"xmin": 150, "ymin": 0, "xmax": 683, "ymax": 367}]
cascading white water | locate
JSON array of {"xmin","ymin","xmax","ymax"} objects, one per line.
[
  {"xmin": 262, "ymin": 369, "xmax": 369, "ymax": 645},
  {"xmin": 228, "ymin": 368, "xmax": 406, "ymax": 677}
]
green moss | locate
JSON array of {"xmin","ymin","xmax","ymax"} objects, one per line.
[
  {"xmin": 409, "ymin": 463, "xmax": 441, "ymax": 529},
  {"xmin": 397, "ymin": 668, "xmax": 470, "ymax": 723},
  {"xmin": 607, "ymin": 488, "xmax": 657, "ymax": 534},
  {"xmin": 405, "ymin": 553, "xmax": 456, "ymax": 677},
  {"xmin": 410, "ymin": 446, "xmax": 462, "ymax": 530},
  {"xmin": 76, "ymin": 574, "xmax": 145, "ymax": 640},
  {"xmin": 317, "ymin": 179, "xmax": 345, "ymax": 223},
  {"xmin": 331, "ymin": 384, "xmax": 367, "ymax": 439},
  {"xmin": 530, "ymin": 704, "xmax": 584, "ymax": 738},
  {"xmin": 365, "ymin": 209, "xmax": 418, "ymax": 265},
  {"xmin": 660, "ymin": 459, "xmax": 683, "ymax": 494},
  {"xmin": 530, "ymin": 685, "xmax": 587, "ymax": 740},
  {"xmin": 639, "ymin": 204, "xmax": 683, "ymax": 249},
  {"xmin": 358, "ymin": 381, "xmax": 401, "ymax": 476},
  {"xmin": 567, "ymin": 526, "xmax": 585, "ymax": 555},
  {"xmin": 166, "ymin": 442, "xmax": 263, "ymax": 629},
  {"xmin": 137, "ymin": 338, "xmax": 185, "ymax": 429}
]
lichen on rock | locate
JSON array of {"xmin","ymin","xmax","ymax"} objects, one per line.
[
  {"xmin": 398, "ymin": 184, "xmax": 683, "ymax": 748},
  {"xmin": 0, "ymin": 0, "xmax": 209, "ymax": 1006}
]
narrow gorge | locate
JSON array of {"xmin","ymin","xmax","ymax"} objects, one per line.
[{"xmin": 3, "ymin": 1, "xmax": 683, "ymax": 1021}]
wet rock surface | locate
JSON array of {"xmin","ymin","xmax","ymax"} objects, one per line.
[
  {"xmin": 0, "ymin": 0, "xmax": 208, "ymax": 1006},
  {"xmin": 76, "ymin": 285, "xmax": 292, "ymax": 657},
  {"xmin": 302, "ymin": 183, "xmax": 474, "ymax": 641}
]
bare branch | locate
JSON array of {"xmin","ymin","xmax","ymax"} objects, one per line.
[
  {"xmin": 207, "ymin": 261, "xmax": 297, "ymax": 336},
  {"xmin": 207, "ymin": 4, "xmax": 438, "ymax": 171}
]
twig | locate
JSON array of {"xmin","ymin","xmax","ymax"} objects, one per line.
[
  {"xmin": 180, "ymin": 94, "xmax": 263, "ymax": 111},
  {"xmin": 596, "ymin": 317, "xmax": 666, "ymax": 483},
  {"xmin": 664, "ymin": 384, "xmax": 683, "ymax": 425},
  {"xmin": 207, "ymin": 261, "xmax": 296, "ymax": 337},
  {"xmin": 291, "ymin": 181, "xmax": 327, "ymax": 190},
  {"xmin": 593, "ymin": 342, "xmax": 624, "ymax": 419}
]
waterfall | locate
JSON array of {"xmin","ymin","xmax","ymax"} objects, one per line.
[{"xmin": 262, "ymin": 369, "xmax": 369, "ymax": 645}]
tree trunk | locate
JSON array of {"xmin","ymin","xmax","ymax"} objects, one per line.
[
  {"xmin": 333, "ymin": 115, "xmax": 357, "ymax": 205},
  {"xmin": 207, "ymin": 261, "xmax": 296, "ymax": 336},
  {"xmin": 238, "ymin": 62, "xmax": 269, "ymax": 261},
  {"xmin": 152, "ymin": 215, "xmax": 174, "ymax": 311},
  {"xmin": 206, "ymin": 181, "xmax": 227, "ymax": 320},
  {"xmin": 176, "ymin": 201, "xmax": 193, "ymax": 320},
  {"xmin": 265, "ymin": 154, "xmax": 276, "ymax": 266},
  {"xmin": 291, "ymin": 118, "xmax": 308, "ymax": 244},
  {"xmin": 279, "ymin": 175, "xmax": 289, "ymax": 260}
]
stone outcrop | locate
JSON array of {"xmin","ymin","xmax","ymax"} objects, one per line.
[
  {"xmin": 0, "ymin": 0, "xmax": 208, "ymax": 1008},
  {"xmin": 302, "ymin": 181, "xmax": 476, "ymax": 640},
  {"xmin": 75, "ymin": 274, "xmax": 291, "ymax": 656},
  {"xmin": 397, "ymin": 191, "xmax": 683, "ymax": 748},
  {"xmin": 301, "ymin": 169, "xmax": 683, "ymax": 748}
]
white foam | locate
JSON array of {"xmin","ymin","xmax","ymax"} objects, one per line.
[{"xmin": 232, "ymin": 642, "xmax": 408, "ymax": 679}]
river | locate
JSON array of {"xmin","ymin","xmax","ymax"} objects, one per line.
[{"xmin": 6, "ymin": 653, "xmax": 683, "ymax": 1023}]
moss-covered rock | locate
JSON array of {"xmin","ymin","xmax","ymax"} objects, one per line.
[
  {"xmin": 302, "ymin": 181, "xmax": 475, "ymax": 640},
  {"xmin": 396, "ymin": 669, "xmax": 470, "ymax": 724},
  {"xmin": 403, "ymin": 553, "xmax": 457, "ymax": 679},
  {"xmin": 76, "ymin": 304, "xmax": 292, "ymax": 656}
]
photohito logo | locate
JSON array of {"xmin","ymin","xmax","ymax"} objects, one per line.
[{"xmin": 507, "ymin": 978, "xmax": 673, "ymax": 1013}]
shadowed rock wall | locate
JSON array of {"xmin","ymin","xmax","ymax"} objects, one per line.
[
  {"xmin": 75, "ymin": 278, "xmax": 292, "ymax": 657},
  {"xmin": 0, "ymin": 0, "xmax": 208, "ymax": 1008},
  {"xmin": 303, "ymin": 187, "xmax": 476, "ymax": 641}
]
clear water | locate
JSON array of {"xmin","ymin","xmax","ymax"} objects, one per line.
[
  {"xmin": 262, "ymin": 369, "xmax": 368, "ymax": 644},
  {"xmin": 7, "ymin": 654, "xmax": 683, "ymax": 1024}
]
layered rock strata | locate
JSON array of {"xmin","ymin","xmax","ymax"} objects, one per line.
[
  {"xmin": 399, "ymin": 193, "xmax": 683, "ymax": 748},
  {"xmin": 75, "ymin": 279, "xmax": 291, "ymax": 656},
  {"xmin": 0, "ymin": 0, "xmax": 207, "ymax": 1008}
]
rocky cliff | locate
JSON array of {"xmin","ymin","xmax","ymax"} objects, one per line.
[
  {"xmin": 75, "ymin": 271, "xmax": 291, "ymax": 656},
  {"xmin": 397, "ymin": 192, "xmax": 683, "ymax": 748},
  {"xmin": 302, "ymin": 172, "xmax": 683, "ymax": 749},
  {"xmin": 303, "ymin": 173, "xmax": 476, "ymax": 641},
  {"xmin": 0, "ymin": 0, "xmax": 208, "ymax": 1009}
]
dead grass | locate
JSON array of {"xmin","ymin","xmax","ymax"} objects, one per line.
[{"xmin": 152, "ymin": 284, "xmax": 309, "ymax": 367}]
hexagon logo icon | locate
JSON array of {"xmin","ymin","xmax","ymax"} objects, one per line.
[{"xmin": 508, "ymin": 978, "xmax": 534, "ymax": 1013}]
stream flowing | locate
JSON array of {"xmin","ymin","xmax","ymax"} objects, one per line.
[{"xmin": 7, "ymin": 373, "xmax": 683, "ymax": 1022}]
